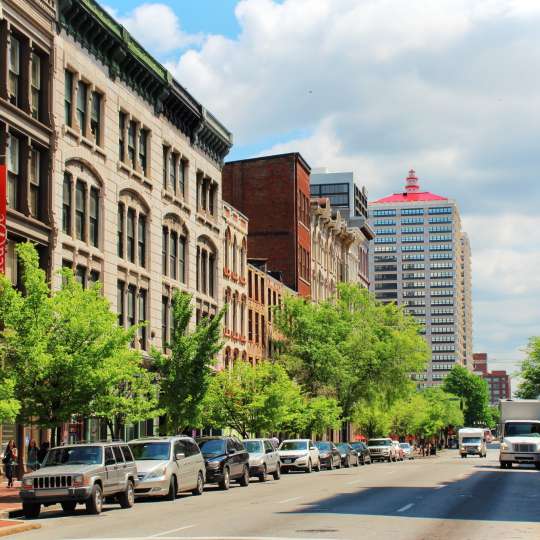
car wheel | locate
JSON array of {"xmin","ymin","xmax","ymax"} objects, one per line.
[
  {"xmin": 61, "ymin": 501, "xmax": 77, "ymax": 513},
  {"xmin": 259, "ymin": 465, "xmax": 267, "ymax": 482},
  {"xmin": 219, "ymin": 467, "xmax": 231, "ymax": 490},
  {"xmin": 166, "ymin": 476, "xmax": 177, "ymax": 501},
  {"xmin": 273, "ymin": 463, "xmax": 281, "ymax": 480},
  {"xmin": 192, "ymin": 471, "xmax": 204, "ymax": 495},
  {"xmin": 305, "ymin": 459, "xmax": 312, "ymax": 473},
  {"xmin": 119, "ymin": 480, "xmax": 135, "ymax": 509},
  {"xmin": 86, "ymin": 484, "xmax": 103, "ymax": 515},
  {"xmin": 23, "ymin": 502, "xmax": 41, "ymax": 519},
  {"xmin": 239, "ymin": 465, "xmax": 250, "ymax": 487}
]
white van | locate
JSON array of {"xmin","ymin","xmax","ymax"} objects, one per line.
[{"xmin": 458, "ymin": 428, "xmax": 487, "ymax": 458}]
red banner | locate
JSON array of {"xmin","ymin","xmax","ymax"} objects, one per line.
[{"xmin": 0, "ymin": 163, "xmax": 6, "ymax": 274}]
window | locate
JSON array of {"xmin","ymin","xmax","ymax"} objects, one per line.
[
  {"xmin": 113, "ymin": 446, "xmax": 124, "ymax": 463},
  {"xmin": 162, "ymin": 228, "xmax": 168, "ymax": 275},
  {"xmin": 170, "ymin": 231, "xmax": 178, "ymax": 280},
  {"xmin": 375, "ymin": 228, "xmax": 396, "ymax": 235},
  {"xmin": 128, "ymin": 120, "xmax": 136, "ymax": 168},
  {"xmin": 65, "ymin": 70, "xmax": 73, "ymax": 126},
  {"xmin": 169, "ymin": 152, "xmax": 177, "ymax": 193},
  {"xmin": 29, "ymin": 148, "xmax": 41, "ymax": 218},
  {"xmin": 179, "ymin": 236, "xmax": 186, "ymax": 283},
  {"xmin": 374, "ymin": 219, "xmax": 396, "ymax": 226},
  {"xmin": 75, "ymin": 265, "xmax": 86, "ymax": 287},
  {"xmin": 209, "ymin": 253, "xmax": 215, "ymax": 297},
  {"xmin": 139, "ymin": 128, "xmax": 148, "ymax": 176},
  {"xmin": 179, "ymin": 159, "xmax": 186, "ymax": 196},
  {"xmin": 89, "ymin": 270, "xmax": 100, "ymax": 285},
  {"xmin": 401, "ymin": 208, "xmax": 424, "ymax": 215},
  {"xmin": 162, "ymin": 146, "xmax": 169, "ymax": 189},
  {"xmin": 117, "ymin": 203, "xmax": 125, "ymax": 257},
  {"xmin": 138, "ymin": 214, "xmax": 146, "ymax": 268},
  {"xmin": 127, "ymin": 285, "xmax": 136, "ymax": 329},
  {"xmin": 374, "ymin": 237, "xmax": 396, "ymax": 244},
  {"xmin": 89, "ymin": 188, "xmax": 99, "ymax": 247},
  {"xmin": 77, "ymin": 80, "xmax": 88, "ymax": 136},
  {"xmin": 372, "ymin": 209, "xmax": 396, "ymax": 217},
  {"xmin": 119, "ymin": 112, "xmax": 126, "ymax": 161},
  {"xmin": 30, "ymin": 53, "xmax": 41, "ymax": 120},
  {"xmin": 127, "ymin": 208, "xmax": 135, "ymax": 263},
  {"xmin": 428, "ymin": 207, "xmax": 452, "ymax": 214},
  {"xmin": 90, "ymin": 91, "xmax": 101, "ymax": 144},
  {"xmin": 75, "ymin": 180, "xmax": 86, "ymax": 241},
  {"xmin": 401, "ymin": 217, "xmax": 424, "ymax": 225},
  {"xmin": 162, "ymin": 296, "xmax": 169, "ymax": 348},
  {"xmin": 63, "ymin": 174, "xmax": 72, "ymax": 234},
  {"xmin": 117, "ymin": 280, "xmax": 125, "ymax": 327},
  {"xmin": 8, "ymin": 35, "xmax": 20, "ymax": 106},
  {"xmin": 6, "ymin": 133, "xmax": 19, "ymax": 210},
  {"xmin": 138, "ymin": 289, "xmax": 147, "ymax": 350}
]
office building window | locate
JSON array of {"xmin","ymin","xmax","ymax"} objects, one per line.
[
  {"xmin": 117, "ymin": 203, "xmax": 124, "ymax": 257},
  {"xmin": 117, "ymin": 280, "xmax": 125, "ymax": 327},
  {"xmin": 119, "ymin": 112, "xmax": 126, "ymax": 161},
  {"xmin": 139, "ymin": 128, "xmax": 148, "ymax": 176},
  {"xmin": 77, "ymin": 80, "xmax": 88, "ymax": 136},
  {"xmin": 63, "ymin": 173, "xmax": 72, "ymax": 234},
  {"xmin": 6, "ymin": 134, "xmax": 19, "ymax": 210},
  {"xmin": 75, "ymin": 180, "xmax": 86, "ymax": 241},
  {"xmin": 138, "ymin": 289, "xmax": 147, "ymax": 350},
  {"xmin": 162, "ymin": 227, "xmax": 168, "ymax": 275},
  {"xmin": 8, "ymin": 35, "xmax": 20, "ymax": 106},
  {"xmin": 179, "ymin": 159, "xmax": 186, "ymax": 196},
  {"xmin": 127, "ymin": 208, "xmax": 135, "ymax": 263},
  {"xmin": 30, "ymin": 53, "xmax": 41, "ymax": 120},
  {"xmin": 89, "ymin": 187, "xmax": 99, "ymax": 247},
  {"xmin": 90, "ymin": 91, "xmax": 102, "ymax": 144},
  {"xmin": 138, "ymin": 214, "xmax": 146, "ymax": 268},
  {"xmin": 128, "ymin": 120, "xmax": 136, "ymax": 168},
  {"xmin": 29, "ymin": 148, "xmax": 41, "ymax": 218},
  {"xmin": 65, "ymin": 70, "xmax": 73, "ymax": 126}
]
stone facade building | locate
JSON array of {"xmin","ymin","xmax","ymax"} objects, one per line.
[{"xmin": 222, "ymin": 201, "xmax": 248, "ymax": 367}]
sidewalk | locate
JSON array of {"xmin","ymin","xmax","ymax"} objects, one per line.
[{"xmin": 0, "ymin": 482, "xmax": 22, "ymax": 518}]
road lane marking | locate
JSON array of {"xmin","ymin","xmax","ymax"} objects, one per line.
[
  {"xmin": 397, "ymin": 503, "xmax": 414, "ymax": 512},
  {"xmin": 277, "ymin": 496, "xmax": 303, "ymax": 504},
  {"xmin": 150, "ymin": 524, "xmax": 197, "ymax": 537},
  {"xmin": 435, "ymin": 484, "xmax": 447, "ymax": 490}
]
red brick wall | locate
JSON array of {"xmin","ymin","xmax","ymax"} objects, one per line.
[{"xmin": 222, "ymin": 154, "xmax": 311, "ymax": 298}]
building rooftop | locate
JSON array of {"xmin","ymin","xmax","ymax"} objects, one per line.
[{"xmin": 370, "ymin": 169, "xmax": 448, "ymax": 204}]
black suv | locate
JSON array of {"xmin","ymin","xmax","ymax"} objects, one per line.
[
  {"xmin": 196, "ymin": 437, "xmax": 249, "ymax": 490},
  {"xmin": 350, "ymin": 441, "xmax": 372, "ymax": 465}
]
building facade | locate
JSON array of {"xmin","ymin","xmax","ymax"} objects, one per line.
[
  {"xmin": 222, "ymin": 153, "xmax": 312, "ymax": 298},
  {"xmin": 368, "ymin": 170, "xmax": 473, "ymax": 386},
  {"xmin": 310, "ymin": 197, "xmax": 371, "ymax": 301},
  {"xmin": 473, "ymin": 353, "xmax": 511, "ymax": 405},
  {"xmin": 222, "ymin": 202, "xmax": 248, "ymax": 368}
]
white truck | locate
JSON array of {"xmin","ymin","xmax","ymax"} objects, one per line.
[
  {"xmin": 458, "ymin": 427, "xmax": 487, "ymax": 458},
  {"xmin": 499, "ymin": 399, "xmax": 540, "ymax": 469}
]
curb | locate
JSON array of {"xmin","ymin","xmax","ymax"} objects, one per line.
[
  {"xmin": 0, "ymin": 521, "xmax": 41, "ymax": 537},
  {"xmin": 0, "ymin": 511, "xmax": 21, "ymax": 521}
]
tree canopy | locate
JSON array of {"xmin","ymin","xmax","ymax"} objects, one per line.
[{"xmin": 516, "ymin": 337, "xmax": 540, "ymax": 399}]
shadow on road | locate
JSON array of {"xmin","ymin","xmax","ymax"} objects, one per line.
[{"xmin": 278, "ymin": 464, "xmax": 540, "ymax": 523}]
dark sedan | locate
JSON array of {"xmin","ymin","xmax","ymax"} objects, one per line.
[
  {"xmin": 314, "ymin": 441, "xmax": 341, "ymax": 470},
  {"xmin": 196, "ymin": 437, "xmax": 250, "ymax": 490},
  {"xmin": 336, "ymin": 443, "xmax": 359, "ymax": 467},
  {"xmin": 350, "ymin": 441, "xmax": 372, "ymax": 465}
]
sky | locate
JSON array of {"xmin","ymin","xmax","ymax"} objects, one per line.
[{"xmin": 103, "ymin": 0, "xmax": 540, "ymax": 385}]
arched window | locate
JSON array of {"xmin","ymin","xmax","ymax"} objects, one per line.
[
  {"xmin": 117, "ymin": 190, "xmax": 150, "ymax": 269},
  {"xmin": 240, "ymin": 239, "xmax": 246, "ymax": 278},
  {"xmin": 162, "ymin": 214, "xmax": 188, "ymax": 284},
  {"xmin": 196, "ymin": 236, "xmax": 217, "ymax": 299},
  {"xmin": 232, "ymin": 236, "xmax": 238, "ymax": 274}
]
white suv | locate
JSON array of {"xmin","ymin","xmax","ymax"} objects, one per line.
[
  {"xmin": 278, "ymin": 439, "xmax": 321, "ymax": 473},
  {"xmin": 367, "ymin": 438, "xmax": 398, "ymax": 462}
]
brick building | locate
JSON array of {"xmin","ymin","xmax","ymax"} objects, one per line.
[
  {"xmin": 473, "ymin": 353, "xmax": 511, "ymax": 405},
  {"xmin": 222, "ymin": 153, "xmax": 312, "ymax": 298}
]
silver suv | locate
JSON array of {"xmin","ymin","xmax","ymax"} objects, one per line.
[
  {"xmin": 367, "ymin": 438, "xmax": 398, "ymax": 462},
  {"xmin": 20, "ymin": 442, "xmax": 137, "ymax": 518},
  {"xmin": 243, "ymin": 439, "xmax": 281, "ymax": 481},
  {"xmin": 129, "ymin": 436, "xmax": 205, "ymax": 500}
]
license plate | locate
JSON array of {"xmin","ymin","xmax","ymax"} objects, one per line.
[
  {"xmin": 37, "ymin": 488, "xmax": 68, "ymax": 497},
  {"xmin": 284, "ymin": 459, "xmax": 292, "ymax": 464}
]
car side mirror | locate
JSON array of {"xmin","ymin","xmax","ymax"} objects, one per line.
[{"xmin": 175, "ymin": 453, "xmax": 185, "ymax": 461}]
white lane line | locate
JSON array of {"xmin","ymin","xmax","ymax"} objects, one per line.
[
  {"xmin": 397, "ymin": 503, "xmax": 414, "ymax": 512},
  {"xmin": 435, "ymin": 484, "xmax": 447, "ymax": 490},
  {"xmin": 150, "ymin": 524, "xmax": 197, "ymax": 537},
  {"xmin": 277, "ymin": 495, "xmax": 303, "ymax": 504}
]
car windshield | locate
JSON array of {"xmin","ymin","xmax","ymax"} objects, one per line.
[
  {"xmin": 368, "ymin": 439, "xmax": 391, "ymax": 447},
  {"xmin": 197, "ymin": 439, "xmax": 226, "ymax": 456},
  {"xmin": 315, "ymin": 442, "xmax": 332, "ymax": 451},
  {"xmin": 336, "ymin": 444, "xmax": 349, "ymax": 451},
  {"xmin": 244, "ymin": 441, "xmax": 264, "ymax": 453},
  {"xmin": 505, "ymin": 422, "xmax": 540, "ymax": 437},
  {"xmin": 462, "ymin": 437, "xmax": 481, "ymax": 444},
  {"xmin": 280, "ymin": 441, "xmax": 308, "ymax": 451},
  {"xmin": 400, "ymin": 443, "xmax": 411, "ymax": 449},
  {"xmin": 43, "ymin": 446, "xmax": 103, "ymax": 467},
  {"xmin": 350, "ymin": 443, "xmax": 364, "ymax": 450},
  {"xmin": 130, "ymin": 442, "xmax": 170, "ymax": 461}
]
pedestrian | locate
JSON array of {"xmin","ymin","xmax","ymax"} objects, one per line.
[
  {"xmin": 37, "ymin": 441, "xmax": 49, "ymax": 465},
  {"xmin": 2, "ymin": 440, "xmax": 17, "ymax": 488},
  {"xmin": 271, "ymin": 437, "xmax": 280, "ymax": 449},
  {"xmin": 27, "ymin": 440, "xmax": 39, "ymax": 472}
]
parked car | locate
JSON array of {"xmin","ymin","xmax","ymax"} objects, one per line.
[
  {"xmin": 278, "ymin": 439, "xmax": 321, "ymax": 473},
  {"xmin": 367, "ymin": 438, "xmax": 398, "ymax": 462},
  {"xmin": 243, "ymin": 438, "xmax": 281, "ymax": 481},
  {"xmin": 349, "ymin": 441, "xmax": 372, "ymax": 465},
  {"xmin": 20, "ymin": 442, "xmax": 137, "ymax": 518},
  {"xmin": 399, "ymin": 442, "xmax": 414, "ymax": 460},
  {"xmin": 129, "ymin": 436, "xmax": 205, "ymax": 500},
  {"xmin": 392, "ymin": 440, "xmax": 405, "ymax": 461},
  {"xmin": 335, "ymin": 443, "xmax": 359, "ymax": 467},
  {"xmin": 196, "ymin": 437, "xmax": 249, "ymax": 490},
  {"xmin": 314, "ymin": 441, "xmax": 341, "ymax": 470}
]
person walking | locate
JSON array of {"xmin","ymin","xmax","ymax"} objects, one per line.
[
  {"xmin": 37, "ymin": 441, "xmax": 49, "ymax": 465},
  {"xmin": 27, "ymin": 440, "xmax": 39, "ymax": 472},
  {"xmin": 2, "ymin": 440, "xmax": 17, "ymax": 488}
]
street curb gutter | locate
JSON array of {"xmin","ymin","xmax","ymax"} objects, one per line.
[{"xmin": 0, "ymin": 521, "xmax": 41, "ymax": 537}]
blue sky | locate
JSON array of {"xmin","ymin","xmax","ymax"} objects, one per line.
[{"xmin": 103, "ymin": 0, "xmax": 540, "ymax": 384}]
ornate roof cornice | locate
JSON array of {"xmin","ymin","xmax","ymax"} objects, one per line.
[{"xmin": 58, "ymin": 0, "xmax": 232, "ymax": 166}]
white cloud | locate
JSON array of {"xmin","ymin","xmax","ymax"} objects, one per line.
[{"xmin": 115, "ymin": 3, "xmax": 203, "ymax": 54}]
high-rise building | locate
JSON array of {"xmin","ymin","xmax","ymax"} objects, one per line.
[
  {"xmin": 368, "ymin": 170, "xmax": 473, "ymax": 386},
  {"xmin": 473, "ymin": 353, "xmax": 512, "ymax": 404}
]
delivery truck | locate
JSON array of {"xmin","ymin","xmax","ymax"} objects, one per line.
[
  {"xmin": 499, "ymin": 399, "xmax": 540, "ymax": 469},
  {"xmin": 458, "ymin": 427, "xmax": 487, "ymax": 458}
]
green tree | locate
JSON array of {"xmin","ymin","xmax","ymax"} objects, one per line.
[
  {"xmin": 204, "ymin": 361, "xmax": 305, "ymax": 438},
  {"xmin": 152, "ymin": 291, "xmax": 224, "ymax": 434},
  {"xmin": 516, "ymin": 337, "xmax": 540, "ymax": 399},
  {"xmin": 443, "ymin": 365, "xmax": 490, "ymax": 426},
  {"xmin": 351, "ymin": 399, "xmax": 391, "ymax": 439},
  {"xmin": 416, "ymin": 388, "xmax": 464, "ymax": 440},
  {"xmin": 0, "ymin": 243, "xmax": 154, "ymax": 442},
  {"xmin": 0, "ymin": 376, "xmax": 20, "ymax": 424},
  {"xmin": 304, "ymin": 396, "xmax": 342, "ymax": 439}
]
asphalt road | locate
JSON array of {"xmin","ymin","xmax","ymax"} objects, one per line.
[{"xmin": 13, "ymin": 448, "xmax": 540, "ymax": 540}]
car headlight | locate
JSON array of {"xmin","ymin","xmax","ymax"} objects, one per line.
[
  {"xmin": 251, "ymin": 457, "xmax": 264, "ymax": 466},
  {"xmin": 207, "ymin": 460, "xmax": 221, "ymax": 469},
  {"xmin": 73, "ymin": 474, "xmax": 90, "ymax": 487},
  {"xmin": 460, "ymin": 445, "xmax": 465, "ymax": 450},
  {"xmin": 477, "ymin": 446, "xmax": 482, "ymax": 451},
  {"xmin": 500, "ymin": 442, "xmax": 509, "ymax": 451},
  {"xmin": 319, "ymin": 453, "xmax": 329, "ymax": 458},
  {"xmin": 146, "ymin": 467, "xmax": 167, "ymax": 479}
]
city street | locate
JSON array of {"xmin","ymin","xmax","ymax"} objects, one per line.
[{"xmin": 12, "ymin": 447, "xmax": 540, "ymax": 540}]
